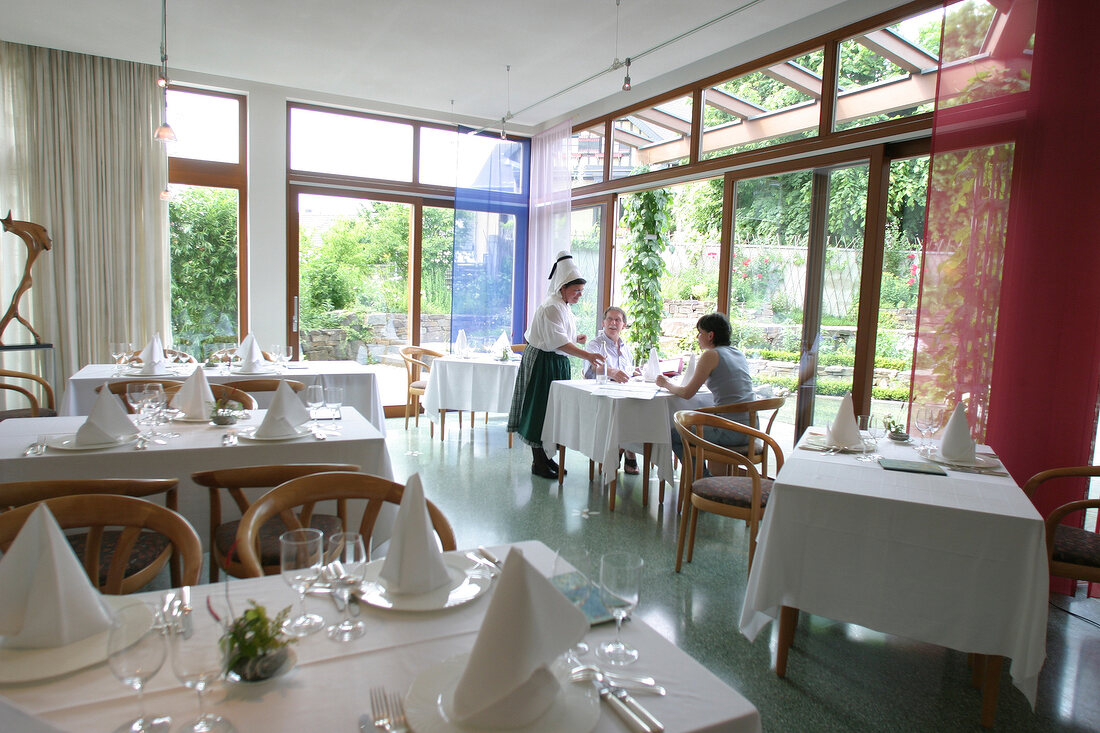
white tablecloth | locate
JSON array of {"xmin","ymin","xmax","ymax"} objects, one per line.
[
  {"xmin": 0, "ymin": 408, "xmax": 394, "ymax": 547},
  {"xmin": 421, "ymin": 355, "xmax": 519, "ymax": 422},
  {"xmin": 61, "ymin": 362, "xmax": 386, "ymax": 436},
  {"xmin": 0, "ymin": 540, "xmax": 761, "ymax": 733},
  {"xmin": 542, "ymin": 380, "xmax": 712, "ymax": 484},
  {"xmin": 739, "ymin": 437, "xmax": 1048, "ymax": 705}
]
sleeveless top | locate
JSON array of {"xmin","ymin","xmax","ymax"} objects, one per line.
[{"xmin": 706, "ymin": 346, "xmax": 756, "ymax": 426}]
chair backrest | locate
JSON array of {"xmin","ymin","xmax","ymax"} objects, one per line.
[
  {"xmin": 0, "ymin": 494, "xmax": 202, "ymax": 593},
  {"xmin": 162, "ymin": 382, "xmax": 257, "ymax": 410},
  {"xmin": 673, "ymin": 409, "xmax": 785, "ymax": 485},
  {"xmin": 95, "ymin": 379, "xmax": 186, "ymax": 413},
  {"xmin": 1022, "ymin": 465, "xmax": 1100, "ymax": 583},
  {"xmin": 125, "ymin": 348, "xmax": 197, "ymax": 364},
  {"xmin": 0, "ymin": 478, "xmax": 179, "ymax": 513},
  {"xmin": 0, "ymin": 368, "xmax": 55, "ymax": 416},
  {"xmin": 235, "ymin": 471, "xmax": 456, "ymax": 578},
  {"xmin": 224, "ymin": 379, "xmax": 306, "ymax": 394},
  {"xmin": 209, "ymin": 347, "xmax": 274, "ymax": 362},
  {"xmin": 696, "ymin": 395, "xmax": 786, "ymax": 474},
  {"xmin": 399, "ymin": 346, "xmax": 443, "ymax": 385},
  {"xmin": 510, "ymin": 344, "xmax": 526, "ymax": 353}
]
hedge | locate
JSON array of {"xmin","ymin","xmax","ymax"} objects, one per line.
[
  {"xmin": 747, "ymin": 350, "xmax": 909, "ymax": 372},
  {"xmin": 756, "ymin": 375, "xmax": 910, "ymax": 402}
]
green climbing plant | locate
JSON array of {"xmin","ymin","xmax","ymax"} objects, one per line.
[{"xmin": 621, "ymin": 187, "xmax": 672, "ymax": 356}]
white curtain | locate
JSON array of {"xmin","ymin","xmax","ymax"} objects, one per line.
[
  {"xmin": 0, "ymin": 41, "xmax": 169, "ymax": 384},
  {"xmin": 526, "ymin": 119, "xmax": 573, "ymax": 330}
]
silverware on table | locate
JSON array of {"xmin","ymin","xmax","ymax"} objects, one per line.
[
  {"xmin": 221, "ymin": 430, "xmax": 238, "ymax": 446},
  {"xmin": 465, "ymin": 552, "xmax": 501, "ymax": 576},
  {"xmin": 591, "ymin": 677, "xmax": 657, "ymax": 733},
  {"xmin": 476, "ymin": 545, "xmax": 503, "ymax": 570},
  {"xmin": 367, "ymin": 687, "xmax": 409, "ymax": 732}
]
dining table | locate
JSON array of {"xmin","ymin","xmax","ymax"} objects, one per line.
[
  {"xmin": 739, "ymin": 433, "xmax": 1048, "ymax": 728},
  {"xmin": 0, "ymin": 540, "xmax": 762, "ymax": 733},
  {"xmin": 421, "ymin": 354, "xmax": 520, "ymax": 441},
  {"xmin": 60, "ymin": 361, "xmax": 386, "ymax": 435},
  {"xmin": 0, "ymin": 407, "xmax": 394, "ymax": 548},
  {"xmin": 541, "ymin": 379, "xmax": 712, "ymax": 510}
]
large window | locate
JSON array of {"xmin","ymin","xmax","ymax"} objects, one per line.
[{"xmin": 290, "ymin": 107, "xmax": 413, "ymax": 181}]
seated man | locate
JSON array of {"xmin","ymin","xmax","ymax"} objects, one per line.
[{"xmin": 585, "ymin": 306, "xmax": 642, "ymax": 474}]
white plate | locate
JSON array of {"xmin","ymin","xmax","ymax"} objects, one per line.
[
  {"xmin": 358, "ymin": 555, "xmax": 492, "ymax": 612},
  {"xmin": 804, "ymin": 434, "xmax": 871, "ymax": 454},
  {"xmin": 237, "ymin": 425, "xmax": 312, "ymax": 442},
  {"xmin": 123, "ymin": 368, "xmax": 175, "ymax": 377},
  {"xmin": 176, "ymin": 415, "xmax": 213, "ymax": 423},
  {"xmin": 0, "ymin": 596, "xmax": 139, "ymax": 683},
  {"xmin": 406, "ymin": 653, "xmax": 598, "ymax": 733},
  {"xmin": 230, "ymin": 366, "xmax": 276, "ymax": 375},
  {"xmin": 45, "ymin": 433, "xmax": 139, "ymax": 451},
  {"xmin": 925, "ymin": 449, "xmax": 1001, "ymax": 469}
]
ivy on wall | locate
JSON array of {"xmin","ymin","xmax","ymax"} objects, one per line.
[{"xmin": 620, "ymin": 188, "xmax": 673, "ymax": 356}]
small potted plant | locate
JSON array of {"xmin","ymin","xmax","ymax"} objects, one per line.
[
  {"xmin": 883, "ymin": 417, "xmax": 910, "ymax": 442},
  {"xmin": 220, "ymin": 601, "xmax": 296, "ymax": 682},
  {"xmin": 211, "ymin": 398, "xmax": 245, "ymax": 425}
]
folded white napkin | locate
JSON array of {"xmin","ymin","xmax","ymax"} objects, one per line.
[
  {"xmin": 0, "ymin": 505, "xmax": 114, "ymax": 649},
  {"xmin": 455, "ymin": 329, "xmax": 469, "ymax": 356},
  {"xmin": 940, "ymin": 402, "xmax": 976, "ymax": 461},
  {"xmin": 254, "ymin": 380, "xmax": 310, "ymax": 438},
  {"xmin": 451, "ymin": 548, "xmax": 588, "ymax": 727},
  {"xmin": 378, "ymin": 474, "xmax": 451, "ymax": 594},
  {"xmin": 682, "ymin": 353, "xmax": 697, "ymax": 383},
  {"xmin": 491, "ymin": 330, "xmax": 510, "ymax": 355},
  {"xmin": 826, "ymin": 393, "xmax": 864, "ymax": 449},
  {"xmin": 76, "ymin": 387, "xmax": 139, "ymax": 446},
  {"xmin": 642, "ymin": 347, "xmax": 660, "ymax": 382},
  {"xmin": 170, "ymin": 366, "xmax": 215, "ymax": 419},
  {"xmin": 138, "ymin": 333, "xmax": 167, "ymax": 374},
  {"xmin": 236, "ymin": 333, "xmax": 267, "ymax": 372}
]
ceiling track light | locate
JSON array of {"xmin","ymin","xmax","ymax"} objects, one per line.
[
  {"xmin": 622, "ymin": 57, "xmax": 632, "ymax": 91},
  {"xmin": 153, "ymin": 0, "xmax": 176, "ymax": 143}
]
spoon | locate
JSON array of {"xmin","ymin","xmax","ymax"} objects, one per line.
[{"xmin": 570, "ymin": 665, "xmax": 663, "ymax": 693}]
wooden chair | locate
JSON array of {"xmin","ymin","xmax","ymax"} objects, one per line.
[
  {"xmin": 191, "ymin": 463, "xmax": 360, "ymax": 581},
  {"xmin": 224, "ymin": 379, "xmax": 306, "ymax": 395},
  {"xmin": 0, "ymin": 478, "xmax": 182, "ymax": 588},
  {"xmin": 510, "ymin": 344, "xmax": 526, "ymax": 354},
  {"xmin": 164, "ymin": 383, "xmax": 258, "ymax": 410},
  {"xmin": 1023, "ymin": 466, "xmax": 1100, "ymax": 585},
  {"xmin": 399, "ymin": 346, "xmax": 443, "ymax": 432},
  {"xmin": 124, "ymin": 348, "xmax": 197, "ymax": 364},
  {"xmin": 209, "ymin": 347, "xmax": 274, "ymax": 362},
  {"xmin": 0, "ymin": 493, "xmax": 201, "ymax": 594},
  {"xmin": 673, "ymin": 410, "xmax": 784, "ymax": 574},
  {"xmin": 95, "ymin": 379, "xmax": 185, "ymax": 413},
  {"xmin": 0, "ymin": 368, "xmax": 55, "ymax": 419},
  {"xmin": 235, "ymin": 471, "xmax": 456, "ymax": 578}
]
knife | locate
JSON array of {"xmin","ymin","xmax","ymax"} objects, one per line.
[
  {"xmin": 477, "ymin": 545, "xmax": 503, "ymax": 569},
  {"xmin": 594, "ymin": 680, "xmax": 653, "ymax": 733},
  {"xmin": 610, "ymin": 683, "xmax": 664, "ymax": 731}
]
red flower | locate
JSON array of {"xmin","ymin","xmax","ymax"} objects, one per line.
[
  {"xmin": 906, "ymin": 253, "xmax": 916, "ymax": 259},
  {"xmin": 910, "ymin": 264, "xmax": 918, "ymax": 274},
  {"xmin": 907, "ymin": 277, "xmax": 916, "ymax": 285},
  {"xmin": 756, "ymin": 273, "xmax": 763, "ymax": 279},
  {"xmin": 763, "ymin": 258, "xmax": 769, "ymax": 264},
  {"xmin": 742, "ymin": 259, "xmax": 750, "ymax": 266}
]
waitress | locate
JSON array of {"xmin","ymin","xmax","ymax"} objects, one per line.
[{"xmin": 508, "ymin": 250, "xmax": 605, "ymax": 478}]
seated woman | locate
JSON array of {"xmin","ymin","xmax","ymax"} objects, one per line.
[{"xmin": 655, "ymin": 312, "xmax": 755, "ymax": 459}]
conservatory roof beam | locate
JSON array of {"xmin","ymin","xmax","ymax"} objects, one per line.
[
  {"xmin": 703, "ymin": 88, "xmax": 768, "ymax": 120},
  {"xmin": 857, "ymin": 28, "xmax": 939, "ymax": 73},
  {"xmin": 631, "ymin": 108, "xmax": 692, "ymax": 135},
  {"xmin": 761, "ymin": 62, "xmax": 822, "ymax": 98},
  {"xmin": 612, "ymin": 126, "xmax": 654, "ymax": 149}
]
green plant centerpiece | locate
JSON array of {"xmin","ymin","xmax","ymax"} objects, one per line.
[
  {"xmin": 210, "ymin": 398, "xmax": 245, "ymax": 425},
  {"xmin": 621, "ymin": 186, "xmax": 672, "ymax": 359},
  {"xmin": 883, "ymin": 416, "xmax": 910, "ymax": 441},
  {"xmin": 220, "ymin": 601, "xmax": 295, "ymax": 682}
]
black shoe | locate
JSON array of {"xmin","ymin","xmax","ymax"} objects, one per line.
[
  {"xmin": 545, "ymin": 457, "xmax": 566, "ymax": 476},
  {"xmin": 531, "ymin": 461, "xmax": 558, "ymax": 479},
  {"xmin": 624, "ymin": 457, "xmax": 639, "ymax": 475}
]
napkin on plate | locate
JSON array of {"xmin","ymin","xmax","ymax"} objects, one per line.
[
  {"xmin": 137, "ymin": 333, "xmax": 167, "ymax": 374},
  {"xmin": 682, "ymin": 353, "xmax": 697, "ymax": 383},
  {"xmin": 491, "ymin": 330, "xmax": 510, "ymax": 355},
  {"xmin": 451, "ymin": 548, "xmax": 588, "ymax": 727},
  {"xmin": 254, "ymin": 380, "xmax": 310, "ymax": 438},
  {"xmin": 76, "ymin": 387, "xmax": 140, "ymax": 446},
  {"xmin": 0, "ymin": 504, "xmax": 114, "ymax": 649},
  {"xmin": 378, "ymin": 474, "xmax": 451, "ymax": 594},
  {"xmin": 939, "ymin": 402, "xmax": 976, "ymax": 461},
  {"xmin": 455, "ymin": 329, "xmax": 469, "ymax": 356},
  {"xmin": 236, "ymin": 333, "xmax": 267, "ymax": 373},
  {"xmin": 642, "ymin": 347, "xmax": 661, "ymax": 382},
  {"xmin": 170, "ymin": 366, "xmax": 216, "ymax": 419},
  {"xmin": 826, "ymin": 393, "xmax": 864, "ymax": 449}
]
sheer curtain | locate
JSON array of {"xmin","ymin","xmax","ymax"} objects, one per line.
[
  {"xmin": 526, "ymin": 120, "xmax": 572, "ymax": 332},
  {"xmin": 0, "ymin": 41, "xmax": 168, "ymax": 380}
]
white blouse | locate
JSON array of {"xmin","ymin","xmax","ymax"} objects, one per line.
[{"xmin": 524, "ymin": 297, "xmax": 577, "ymax": 355}]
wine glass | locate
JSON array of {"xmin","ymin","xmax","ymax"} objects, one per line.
[
  {"xmin": 552, "ymin": 547, "xmax": 593, "ymax": 659},
  {"xmin": 325, "ymin": 532, "xmax": 368, "ymax": 641},
  {"xmin": 856, "ymin": 414, "xmax": 875, "ymax": 462},
  {"xmin": 280, "ymin": 528, "xmax": 324, "ymax": 637},
  {"xmin": 107, "ymin": 602, "xmax": 171, "ymax": 733},
  {"xmin": 126, "ymin": 383, "xmax": 149, "ymax": 419},
  {"xmin": 914, "ymin": 405, "xmax": 940, "ymax": 452},
  {"xmin": 596, "ymin": 551, "xmax": 643, "ymax": 666},
  {"xmin": 110, "ymin": 341, "xmax": 132, "ymax": 376},
  {"xmin": 324, "ymin": 386, "xmax": 343, "ymax": 428},
  {"xmin": 269, "ymin": 344, "xmax": 283, "ymax": 373},
  {"xmin": 305, "ymin": 385, "xmax": 324, "ymax": 424},
  {"xmin": 169, "ymin": 609, "xmax": 235, "ymax": 733},
  {"xmin": 868, "ymin": 415, "xmax": 887, "ymax": 454}
]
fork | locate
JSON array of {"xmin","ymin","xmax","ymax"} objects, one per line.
[
  {"xmin": 368, "ymin": 687, "xmax": 392, "ymax": 731},
  {"xmin": 387, "ymin": 691, "xmax": 408, "ymax": 732}
]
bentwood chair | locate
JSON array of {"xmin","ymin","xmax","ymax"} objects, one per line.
[
  {"xmin": 399, "ymin": 346, "xmax": 443, "ymax": 432},
  {"xmin": 224, "ymin": 379, "xmax": 306, "ymax": 395},
  {"xmin": 0, "ymin": 493, "xmax": 201, "ymax": 594},
  {"xmin": 209, "ymin": 347, "xmax": 275, "ymax": 363},
  {"xmin": 0, "ymin": 368, "xmax": 55, "ymax": 419},
  {"xmin": 0, "ymin": 478, "xmax": 182, "ymax": 589},
  {"xmin": 1023, "ymin": 466, "xmax": 1100, "ymax": 585},
  {"xmin": 696, "ymin": 395, "xmax": 786, "ymax": 477},
  {"xmin": 190, "ymin": 463, "xmax": 359, "ymax": 581},
  {"xmin": 95, "ymin": 379, "xmax": 185, "ymax": 413},
  {"xmin": 673, "ymin": 410, "xmax": 784, "ymax": 574},
  {"xmin": 164, "ymin": 383, "xmax": 258, "ymax": 410},
  {"xmin": 235, "ymin": 471, "xmax": 456, "ymax": 578}
]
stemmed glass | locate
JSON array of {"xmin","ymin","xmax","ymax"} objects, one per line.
[
  {"xmin": 111, "ymin": 341, "xmax": 132, "ymax": 376},
  {"xmin": 280, "ymin": 528, "xmax": 324, "ymax": 637},
  {"xmin": 126, "ymin": 383, "xmax": 149, "ymax": 420},
  {"xmin": 325, "ymin": 532, "xmax": 368, "ymax": 641},
  {"xmin": 305, "ymin": 385, "xmax": 324, "ymax": 425},
  {"xmin": 269, "ymin": 344, "xmax": 285, "ymax": 373},
  {"xmin": 107, "ymin": 602, "xmax": 171, "ymax": 733},
  {"xmin": 596, "ymin": 551, "xmax": 643, "ymax": 667},
  {"xmin": 552, "ymin": 547, "xmax": 593, "ymax": 659},
  {"xmin": 914, "ymin": 405, "xmax": 940, "ymax": 453},
  {"xmin": 169, "ymin": 609, "xmax": 235, "ymax": 733},
  {"xmin": 856, "ymin": 414, "xmax": 875, "ymax": 462},
  {"xmin": 324, "ymin": 386, "xmax": 343, "ymax": 428}
]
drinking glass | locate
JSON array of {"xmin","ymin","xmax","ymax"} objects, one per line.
[
  {"xmin": 325, "ymin": 532, "xmax": 368, "ymax": 641},
  {"xmin": 596, "ymin": 551, "xmax": 643, "ymax": 666},
  {"xmin": 914, "ymin": 405, "xmax": 940, "ymax": 452},
  {"xmin": 110, "ymin": 341, "xmax": 132, "ymax": 376},
  {"xmin": 305, "ymin": 385, "xmax": 324, "ymax": 424},
  {"xmin": 856, "ymin": 414, "xmax": 875, "ymax": 462},
  {"xmin": 269, "ymin": 344, "xmax": 284, "ymax": 373},
  {"xmin": 552, "ymin": 547, "xmax": 593, "ymax": 658},
  {"xmin": 280, "ymin": 528, "xmax": 324, "ymax": 637},
  {"xmin": 126, "ymin": 383, "xmax": 149, "ymax": 418},
  {"xmin": 868, "ymin": 415, "xmax": 887, "ymax": 456},
  {"xmin": 324, "ymin": 386, "xmax": 343, "ymax": 427},
  {"xmin": 107, "ymin": 602, "xmax": 171, "ymax": 733},
  {"xmin": 169, "ymin": 610, "xmax": 235, "ymax": 733}
]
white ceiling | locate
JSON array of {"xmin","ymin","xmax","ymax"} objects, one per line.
[{"xmin": 0, "ymin": 0, "xmax": 910, "ymax": 133}]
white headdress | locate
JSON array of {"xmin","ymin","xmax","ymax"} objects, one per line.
[{"xmin": 545, "ymin": 250, "xmax": 585, "ymax": 299}]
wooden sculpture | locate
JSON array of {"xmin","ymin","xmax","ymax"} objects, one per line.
[{"xmin": 0, "ymin": 211, "xmax": 52, "ymax": 345}]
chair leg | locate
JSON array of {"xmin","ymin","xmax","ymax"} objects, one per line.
[
  {"xmin": 439, "ymin": 410, "xmax": 446, "ymax": 441},
  {"xmin": 508, "ymin": 432, "xmax": 513, "ymax": 448},
  {"xmin": 589, "ymin": 460, "xmax": 595, "ymax": 481},
  {"xmin": 413, "ymin": 395, "xmax": 420, "ymax": 427},
  {"xmin": 557, "ymin": 445, "xmax": 566, "ymax": 486},
  {"xmin": 209, "ymin": 555, "xmax": 220, "ymax": 583},
  {"xmin": 404, "ymin": 396, "xmax": 412, "ymax": 430},
  {"xmin": 686, "ymin": 505, "xmax": 700, "ymax": 563},
  {"xmin": 608, "ymin": 478, "xmax": 617, "ymax": 512},
  {"xmin": 675, "ymin": 500, "xmax": 691, "ymax": 572},
  {"xmin": 659, "ymin": 480, "xmax": 666, "ymax": 504},
  {"xmin": 641, "ymin": 443, "xmax": 652, "ymax": 508},
  {"xmin": 484, "ymin": 412, "xmax": 488, "ymax": 424},
  {"xmin": 458, "ymin": 411, "xmax": 463, "ymax": 429}
]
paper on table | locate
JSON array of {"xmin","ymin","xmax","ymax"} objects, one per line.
[
  {"xmin": 254, "ymin": 380, "xmax": 310, "ymax": 438},
  {"xmin": 455, "ymin": 329, "xmax": 469, "ymax": 356},
  {"xmin": 137, "ymin": 332, "xmax": 167, "ymax": 374},
  {"xmin": 170, "ymin": 366, "xmax": 215, "ymax": 419},
  {"xmin": 682, "ymin": 353, "xmax": 697, "ymax": 383},
  {"xmin": 451, "ymin": 548, "xmax": 588, "ymax": 727},
  {"xmin": 236, "ymin": 333, "xmax": 267, "ymax": 372},
  {"xmin": 642, "ymin": 347, "xmax": 660, "ymax": 382},
  {"xmin": 940, "ymin": 402, "xmax": 976, "ymax": 462},
  {"xmin": 75, "ymin": 387, "xmax": 139, "ymax": 446},
  {"xmin": 378, "ymin": 473, "xmax": 451, "ymax": 594},
  {"xmin": 826, "ymin": 393, "xmax": 863, "ymax": 449},
  {"xmin": 0, "ymin": 505, "xmax": 114, "ymax": 649}
]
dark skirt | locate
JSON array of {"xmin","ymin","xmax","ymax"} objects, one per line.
[{"xmin": 507, "ymin": 346, "xmax": 570, "ymax": 447}]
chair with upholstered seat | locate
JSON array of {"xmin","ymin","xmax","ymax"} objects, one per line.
[
  {"xmin": 0, "ymin": 368, "xmax": 56, "ymax": 420},
  {"xmin": 235, "ymin": 471, "xmax": 457, "ymax": 578},
  {"xmin": 0, "ymin": 493, "xmax": 201, "ymax": 594},
  {"xmin": 95, "ymin": 379, "xmax": 185, "ymax": 413},
  {"xmin": 164, "ymin": 382, "xmax": 258, "ymax": 410},
  {"xmin": 400, "ymin": 345, "xmax": 443, "ymax": 432},
  {"xmin": 1023, "ymin": 466, "xmax": 1100, "ymax": 586},
  {"xmin": 191, "ymin": 463, "xmax": 360, "ymax": 581},
  {"xmin": 673, "ymin": 410, "xmax": 784, "ymax": 574}
]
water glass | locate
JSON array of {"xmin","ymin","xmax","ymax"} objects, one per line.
[
  {"xmin": 914, "ymin": 405, "xmax": 940, "ymax": 451},
  {"xmin": 324, "ymin": 386, "xmax": 343, "ymax": 426},
  {"xmin": 110, "ymin": 341, "xmax": 132, "ymax": 375},
  {"xmin": 597, "ymin": 551, "xmax": 643, "ymax": 666},
  {"xmin": 325, "ymin": 532, "xmax": 368, "ymax": 641},
  {"xmin": 856, "ymin": 414, "xmax": 875, "ymax": 462},
  {"xmin": 305, "ymin": 385, "xmax": 324, "ymax": 423},
  {"xmin": 280, "ymin": 528, "xmax": 324, "ymax": 637},
  {"xmin": 169, "ymin": 610, "xmax": 234, "ymax": 733},
  {"xmin": 108, "ymin": 602, "xmax": 171, "ymax": 733}
]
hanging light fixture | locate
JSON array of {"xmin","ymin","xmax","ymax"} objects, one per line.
[
  {"xmin": 622, "ymin": 57, "xmax": 632, "ymax": 91},
  {"xmin": 153, "ymin": 0, "xmax": 176, "ymax": 143}
]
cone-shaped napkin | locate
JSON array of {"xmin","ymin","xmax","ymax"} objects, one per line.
[
  {"xmin": 76, "ymin": 387, "xmax": 140, "ymax": 446},
  {"xmin": 682, "ymin": 353, "xmax": 697, "ymax": 383},
  {"xmin": 378, "ymin": 474, "xmax": 452, "ymax": 594},
  {"xmin": 236, "ymin": 333, "xmax": 267, "ymax": 372},
  {"xmin": 451, "ymin": 548, "xmax": 588, "ymax": 727},
  {"xmin": 939, "ymin": 402, "xmax": 976, "ymax": 461},
  {"xmin": 0, "ymin": 505, "xmax": 114, "ymax": 649},
  {"xmin": 826, "ymin": 393, "xmax": 863, "ymax": 449},
  {"xmin": 491, "ymin": 330, "xmax": 510, "ymax": 355},
  {"xmin": 455, "ymin": 329, "xmax": 469, "ymax": 356},
  {"xmin": 170, "ymin": 366, "xmax": 216, "ymax": 419},
  {"xmin": 642, "ymin": 347, "xmax": 661, "ymax": 382},
  {"xmin": 137, "ymin": 333, "xmax": 167, "ymax": 375},
  {"xmin": 254, "ymin": 380, "xmax": 310, "ymax": 438}
]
